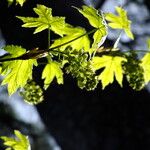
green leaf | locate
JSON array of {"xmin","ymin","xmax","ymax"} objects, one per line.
[
  {"xmin": 75, "ymin": 5, "xmax": 107, "ymax": 48},
  {"xmin": 140, "ymin": 39, "xmax": 150, "ymax": 84},
  {"xmin": 1, "ymin": 45, "xmax": 27, "ymax": 74},
  {"xmin": 74, "ymin": 5, "xmax": 103, "ymax": 28},
  {"xmin": 92, "ymin": 55, "xmax": 127, "ymax": 89},
  {"xmin": 3, "ymin": 45, "xmax": 26, "ymax": 57},
  {"xmin": 16, "ymin": 0, "xmax": 26, "ymax": 6},
  {"xmin": 105, "ymin": 6, "xmax": 134, "ymax": 39},
  {"xmin": 92, "ymin": 29, "xmax": 107, "ymax": 49},
  {"xmin": 1, "ymin": 130, "xmax": 31, "ymax": 150},
  {"xmin": 17, "ymin": 4, "xmax": 65, "ymax": 35},
  {"xmin": 7, "ymin": 0, "xmax": 26, "ymax": 6},
  {"xmin": 141, "ymin": 53, "xmax": 150, "ymax": 84},
  {"xmin": 50, "ymin": 25, "xmax": 90, "ymax": 51},
  {"xmin": 1, "ymin": 45, "xmax": 37, "ymax": 95},
  {"xmin": 42, "ymin": 61, "xmax": 63, "ymax": 90},
  {"xmin": 2, "ymin": 59, "xmax": 37, "ymax": 95}
]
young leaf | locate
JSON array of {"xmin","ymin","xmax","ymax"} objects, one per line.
[
  {"xmin": 0, "ymin": 130, "xmax": 31, "ymax": 150},
  {"xmin": 105, "ymin": 7, "xmax": 134, "ymax": 39},
  {"xmin": 75, "ymin": 5, "xmax": 107, "ymax": 48},
  {"xmin": 16, "ymin": 0, "xmax": 26, "ymax": 6},
  {"xmin": 7, "ymin": 0, "xmax": 26, "ymax": 6},
  {"xmin": 3, "ymin": 45, "xmax": 26, "ymax": 57},
  {"xmin": 2, "ymin": 59, "xmax": 37, "ymax": 95},
  {"xmin": 1, "ymin": 45, "xmax": 27, "ymax": 74},
  {"xmin": 74, "ymin": 5, "xmax": 103, "ymax": 28},
  {"xmin": 17, "ymin": 4, "xmax": 65, "ymax": 35},
  {"xmin": 93, "ymin": 29, "xmax": 107, "ymax": 49},
  {"xmin": 92, "ymin": 55, "xmax": 127, "ymax": 89},
  {"xmin": 1, "ymin": 45, "xmax": 37, "ymax": 95},
  {"xmin": 42, "ymin": 61, "xmax": 63, "ymax": 90},
  {"xmin": 141, "ymin": 53, "xmax": 150, "ymax": 84},
  {"xmin": 50, "ymin": 25, "xmax": 90, "ymax": 52}
]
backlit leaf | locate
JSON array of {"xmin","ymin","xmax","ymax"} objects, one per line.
[
  {"xmin": 141, "ymin": 53, "xmax": 150, "ymax": 84},
  {"xmin": 16, "ymin": 0, "xmax": 26, "ymax": 6},
  {"xmin": 74, "ymin": 5, "xmax": 103, "ymax": 28},
  {"xmin": 2, "ymin": 59, "xmax": 37, "ymax": 95},
  {"xmin": 93, "ymin": 29, "xmax": 107, "ymax": 49},
  {"xmin": 0, "ymin": 130, "xmax": 31, "ymax": 150},
  {"xmin": 7, "ymin": 0, "xmax": 26, "ymax": 6},
  {"xmin": 17, "ymin": 4, "xmax": 65, "ymax": 35},
  {"xmin": 1, "ymin": 45, "xmax": 37, "ymax": 95},
  {"xmin": 75, "ymin": 5, "xmax": 107, "ymax": 49},
  {"xmin": 42, "ymin": 61, "xmax": 63, "ymax": 90},
  {"xmin": 92, "ymin": 55, "xmax": 126, "ymax": 89},
  {"xmin": 50, "ymin": 25, "xmax": 90, "ymax": 52},
  {"xmin": 3, "ymin": 45, "xmax": 26, "ymax": 57},
  {"xmin": 105, "ymin": 7, "xmax": 134, "ymax": 39}
]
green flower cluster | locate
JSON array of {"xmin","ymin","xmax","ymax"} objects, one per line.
[
  {"xmin": 20, "ymin": 80, "xmax": 44, "ymax": 105},
  {"xmin": 123, "ymin": 53, "xmax": 145, "ymax": 91},
  {"xmin": 65, "ymin": 50, "xmax": 98, "ymax": 91}
]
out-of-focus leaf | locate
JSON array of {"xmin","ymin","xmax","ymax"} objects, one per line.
[
  {"xmin": 0, "ymin": 130, "xmax": 31, "ymax": 150},
  {"xmin": 7, "ymin": 0, "xmax": 26, "ymax": 6}
]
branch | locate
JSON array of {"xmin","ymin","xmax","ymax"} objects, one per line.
[{"xmin": 0, "ymin": 28, "xmax": 98, "ymax": 62}]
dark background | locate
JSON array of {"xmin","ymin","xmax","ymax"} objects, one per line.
[{"xmin": 0, "ymin": 0, "xmax": 150, "ymax": 150}]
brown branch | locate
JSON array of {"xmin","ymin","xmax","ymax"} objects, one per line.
[{"xmin": 0, "ymin": 28, "xmax": 98, "ymax": 62}]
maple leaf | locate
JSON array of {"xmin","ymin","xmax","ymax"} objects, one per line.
[
  {"xmin": 75, "ymin": 5, "xmax": 107, "ymax": 49},
  {"xmin": 0, "ymin": 130, "xmax": 31, "ymax": 150},
  {"xmin": 1, "ymin": 45, "xmax": 37, "ymax": 95},
  {"xmin": 2, "ymin": 45, "xmax": 26, "ymax": 57},
  {"xmin": 2, "ymin": 60, "xmax": 37, "ymax": 95},
  {"xmin": 140, "ymin": 38, "xmax": 150, "ymax": 84},
  {"xmin": 16, "ymin": 0, "xmax": 26, "ymax": 6},
  {"xmin": 105, "ymin": 6, "xmax": 134, "ymax": 39},
  {"xmin": 42, "ymin": 61, "xmax": 63, "ymax": 90},
  {"xmin": 17, "ymin": 4, "xmax": 65, "ymax": 35},
  {"xmin": 92, "ymin": 55, "xmax": 127, "ymax": 89},
  {"xmin": 141, "ymin": 56, "xmax": 150, "ymax": 84},
  {"xmin": 50, "ymin": 25, "xmax": 90, "ymax": 51},
  {"xmin": 7, "ymin": 0, "xmax": 26, "ymax": 6}
]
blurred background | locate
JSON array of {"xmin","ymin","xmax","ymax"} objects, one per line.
[{"xmin": 0, "ymin": 0, "xmax": 150, "ymax": 150}]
